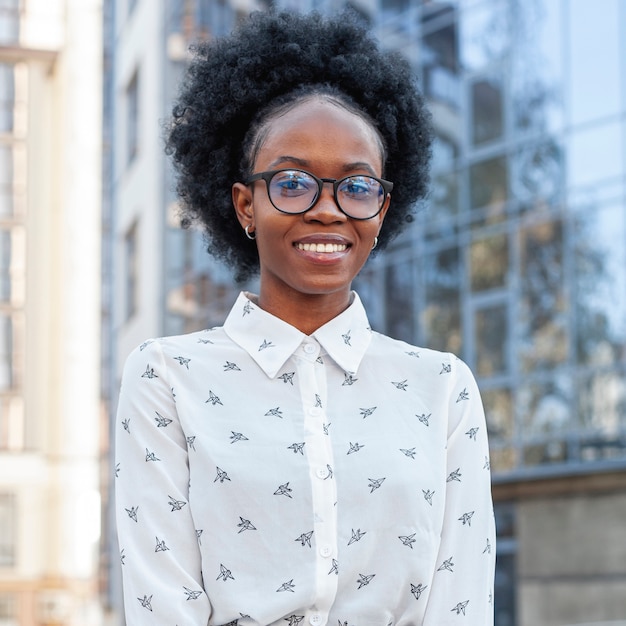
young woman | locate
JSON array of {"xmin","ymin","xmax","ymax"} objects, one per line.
[{"xmin": 115, "ymin": 11, "xmax": 495, "ymax": 626}]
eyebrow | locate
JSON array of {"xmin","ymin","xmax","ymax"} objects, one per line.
[{"xmin": 269, "ymin": 155, "xmax": 378, "ymax": 177}]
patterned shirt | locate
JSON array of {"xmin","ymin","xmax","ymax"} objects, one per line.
[{"xmin": 115, "ymin": 291, "xmax": 495, "ymax": 626}]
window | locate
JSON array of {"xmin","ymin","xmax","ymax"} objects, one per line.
[
  {"xmin": 0, "ymin": 63, "xmax": 15, "ymax": 133},
  {"xmin": 422, "ymin": 246, "xmax": 462, "ymax": 354},
  {"xmin": 0, "ymin": 146, "xmax": 14, "ymax": 218},
  {"xmin": 471, "ymin": 77, "xmax": 504, "ymax": 145},
  {"xmin": 0, "ymin": 229, "xmax": 10, "ymax": 301},
  {"xmin": 126, "ymin": 70, "xmax": 139, "ymax": 165},
  {"xmin": 474, "ymin": 304, "xmax": 508, "ymax": 377},
  {"xmin": 518, "ymin": 220, "xmax": 567, "ymax": 372},
  {"xmin": 470, "ymin": 233, "xmax": 508, "ymax": 291},
  {"xmin": 385, "ymin": 260, "xmax": 415, "ymax": 343},
  {"xmin": 124, "ymin": 221, "xmax": 138, "ymax": 320},
  {"xmin": 0, "ymin": 592, "xmax": 17, "ymax": 626},
  {"xmin": 0, "ymin": 0, "xmax": 20, "ymax": 46},
  {"xmin": 469, "ymin": 156, "xmax": 508, "ymax": 220},
  {"xmin": 494, "ymin": 503, "xmax": 517, "ymax": 626},
  {"xmin": 0, "ymin": 493, "xmax": 16, "ymax": 567},
  {"xmin": 0, "ymin": 313, "xmax": 13, "ymax": 392}
]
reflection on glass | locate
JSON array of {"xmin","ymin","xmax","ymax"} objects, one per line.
[
  {"xmin": 429, "ymin": 137, "xmax": 459, "ymax": 231},
  {"xmin": 423, "ymin": 17, "xmax": 460, "ymax": 108},
  {"xmin": 519, "ymin": 377, "xmax": 572, "ymax": 442},
  {"xmin": 471, "ymin": 76, "xmax": 503, "ymax": 145},
  {"xmin": 385, "ymin": 261, "xmax": 414, "ymax": 344},
  {"xmin": 474, "ymin": 304, "xmax": 507, "ymax": 376},
  {"xmin": 460, "ymin": 2, "xmax": 509, "ymax": 71},
  {"xmin": 573, "ymin": 204, "xmax": 626, "ymax": 366},
  {"xmin": 568, "ymin": 0, "xmax": 621, "ymax": 125},
  {"xmin": 569, "ymin": 121, "xmax": 624, "ymax": 191},
  {"xmin": 519, "ymin": 220, "xmax": 567, "ymax": 372},
  {"xmin": 511, "ymin": 140, "xmax": 563, "ymax": 212},
  {"xmin": 470, "ymin": 233, "xmax": 508, "ymax": 291},
  {"xmin": 511, "ymin": 0, "xmax": 564, "ymax": 134},
  {"xmin": 429, "ymin": 170, "xmax": 459, "ymax": 222},
  {"xmin": 482, "ymin": 387, "xmax": 513, "ymax": 443},
  {"xmin": 469, "ymin": 156, "xmax": 508, "ymax": 223},
  {"xmin": 577, "ymin": 372, "xmax": 626, "ymax": 445},
  {"xmin": 422, "ymin": 247, "xmax": 461, "ymax": 353}
]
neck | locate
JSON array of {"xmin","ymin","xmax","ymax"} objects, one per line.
[{"xmin": 256, "ymin": 288, "xmax": 352, "ymax": 335}]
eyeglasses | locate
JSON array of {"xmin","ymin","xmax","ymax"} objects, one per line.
[{"xmin": 245, "ymin": 168, "xmax": 393, "ymax": 220}]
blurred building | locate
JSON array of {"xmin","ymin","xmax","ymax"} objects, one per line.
[
  {"xmin": 102, "ymin": 1, "xmax": 626, "ymax": 625},
  {"xmin": 0, "ymin": 0, "xmax": 103, "ymax": 625}
]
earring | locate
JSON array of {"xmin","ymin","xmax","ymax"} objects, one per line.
[
  {"xmin": 372, "ymin": 236, "xmax": 378, "ymax": 250},
  {"xmin": 244, "ymin": 224, "xmax": 256, "ymax": 240}
]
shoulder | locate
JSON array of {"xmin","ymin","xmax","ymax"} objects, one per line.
[
  {"xmin": 368, "ymin": 331, "xmax": 478, "ymax": 388},
  {"xmin": 368, "ymin": 330, "xmax": 455, "ymax": 368},
  {"xmin": 122, "ymin": 327, "xmax": 226, "ymax": 374}
]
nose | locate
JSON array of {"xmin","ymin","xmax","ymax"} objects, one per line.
[{"xmin": 303, "ymin": 181, "xmax": 347, "ymax": 223}]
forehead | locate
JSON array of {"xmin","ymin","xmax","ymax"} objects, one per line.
[{"xmin": 255, "ymin": 98, "xmax": 385, "ymax": 170}]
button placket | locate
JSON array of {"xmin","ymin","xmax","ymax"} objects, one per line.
[{"xmin": 298, "ymin": 351, "xmax": 338, "ymax": 619}]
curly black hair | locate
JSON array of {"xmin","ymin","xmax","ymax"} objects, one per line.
[{"xmin": 166, "ymin": 10, "xmax": 432, "ymax": 280}]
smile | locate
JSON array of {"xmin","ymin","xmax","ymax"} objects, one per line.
[{"xmin": 295, "ymin": 242, "xmax": 348, "ymax": 253}]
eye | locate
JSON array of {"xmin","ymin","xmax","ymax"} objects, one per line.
[
  {"xmin": 271, "ymin": 170, "xmax": 316, "ymax": 196},
  {"xmin": 340, "ymin": 176, "xmax": 378, "ymax": 200}
]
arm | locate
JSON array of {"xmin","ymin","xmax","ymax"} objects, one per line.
[
  {"xmin": 115, "ymin": 340, "xmax": 210, "ymax": 624},
  {"xmin": 423, "ymin": 356, "xmax": 496, "ymax": 625}
]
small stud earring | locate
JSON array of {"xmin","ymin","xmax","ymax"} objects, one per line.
[
  {"xmin": 372, "ymin": 236, "xmax": 378, "ymax": 250},
  {"xmin": 244, "ymin": 224, "xmax": 256, "ymax": 240}
]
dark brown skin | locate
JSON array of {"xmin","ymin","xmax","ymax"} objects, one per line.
[{"xmin": 232, "ymin": 98, "xmax": 390, "ymax": 335}]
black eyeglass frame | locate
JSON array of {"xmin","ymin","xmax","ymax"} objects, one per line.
[{"xmin": 244, "ymin": 168, "xmax": 394, "ymax": 220}]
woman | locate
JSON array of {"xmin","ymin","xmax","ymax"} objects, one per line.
[{"xmin": 115, "ymin": 10, "xmax": 495, "ymax": 626}]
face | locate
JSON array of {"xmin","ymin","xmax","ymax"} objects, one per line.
[{"xmin": 232, "ymin": 98, "xmax": 390, "ymax": 306}]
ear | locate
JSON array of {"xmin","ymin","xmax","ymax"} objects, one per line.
[{"xmin": 232, "ymin": 182, "xmax": 254, "ymax": 229}]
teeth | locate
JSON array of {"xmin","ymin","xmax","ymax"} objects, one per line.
[{"xmin": 296, "ymin": 242, "xmax": 347, "ymax": 253}]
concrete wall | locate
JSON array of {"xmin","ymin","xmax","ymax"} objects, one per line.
[{"xmin": 517, "ymin": 489, "xmax": 626, "ymax": 626}]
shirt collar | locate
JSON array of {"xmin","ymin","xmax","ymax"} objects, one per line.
[{"xmin": 223, "ymin": 291, "xmax": 372, "ymax": 378}]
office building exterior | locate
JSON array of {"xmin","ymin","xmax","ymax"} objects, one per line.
[
  {"xmin": 0, "ymin": 0, "xmax": 103, "ymax": 625},
  {"xmin": 103, "ymin": 1, "xmax": 626, "ymax": 624}
]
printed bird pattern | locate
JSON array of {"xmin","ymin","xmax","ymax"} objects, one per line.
[{"xmin": 116, "ymin": 292, "xmax": 495, "ymax": 625}]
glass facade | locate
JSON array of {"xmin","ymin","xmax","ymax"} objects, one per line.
[
  {"xmin": 351, "ymin": 0, "xmax": 626, "ymax": 480},
  {"xmin": 156, "ymin": 0, "xmax": 626, "ymax": 478},
  {"xmin": 0, "ymin": 58, "xmax": 26, "ymax": 451}
]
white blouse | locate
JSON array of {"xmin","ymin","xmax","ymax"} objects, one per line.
[{"xmin": 115, "ymin": 292, "xmax": 495, "ymax": 626}]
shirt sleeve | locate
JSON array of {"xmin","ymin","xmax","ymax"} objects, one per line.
[
  {"xmin": 115, "ymin": 340, "xmax": 211, "ymax": 625},
  {"xmin": 422, "ymin": 355, "xmax": 496, "ymax": 626}
]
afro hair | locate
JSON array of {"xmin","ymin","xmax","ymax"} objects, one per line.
[{"xmin": 166, "ymin": 10, "xmax": 432, "ymax": 281}]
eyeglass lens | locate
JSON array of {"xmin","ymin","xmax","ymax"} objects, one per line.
[{"xmin": 268, "ymin": 169, "xmax": 385, "ymax": 218}]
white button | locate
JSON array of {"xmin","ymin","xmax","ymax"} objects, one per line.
[
  {"xmin": 303, "ymin": 342, "xmax": 316, "ymax": 354},
  {"xmin": 309, "ymin": 407, "xmax": 322, "ymax": 417},
  {"xmin": 316, "ymin": 467, "xmax": 329, "ymax": 479},
  {"xmin": 319, "ymin": 545, "xmax": 332, "ymax": 558},
  {"xmin": 309, "ymin": 614, "xmax": 323, "ymax": 626}
]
